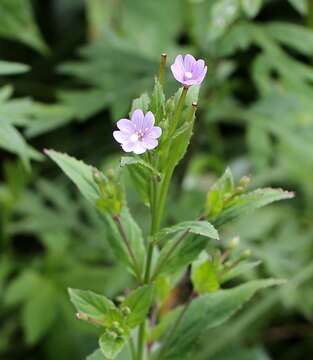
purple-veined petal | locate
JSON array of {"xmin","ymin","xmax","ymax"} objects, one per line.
[
  {"xmin": 113, "ymin": 130, "xmax": 129, "ymax": 143},
  {"xmin": 193, "ymin": 59, "xmax": 205, "ymax": 77},
  {"xmin": 171, "ymin": 63, "xmax": 184, "ymax": 83},
  {"xmin": 117, "ymin": 119, "xmax": 134, "ymax": 133},
  {"xmin": 144, "ymin": 111, "xmax": 155, "ymax": 130},
  {"xmin": 184, "ymin": 54, "xmax": 196, "ymax": 72},
  {"xmin": 149, "ymin": 126, "xmax": 162, "ymax": 139},
  {"xmin": 132, "ymin": 142, "xmax": 146, "ymax": 154},
  {"xmin": 121, "ymin": 141, "xmax": 135, "ymax": 152},
  {"xmin": 143, "ymin": 136, "xmax": 158, "ymax": 150},
  {"xmin": 131, "ymin": 109, "xmax": 145, "ymax": 131}
]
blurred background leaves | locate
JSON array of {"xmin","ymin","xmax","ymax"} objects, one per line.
[{"xmin": 0, "ymin": 0, "xmax": 313, "ymax": 359}]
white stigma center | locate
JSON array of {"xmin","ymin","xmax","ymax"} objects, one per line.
[
  {"xmin": 185, "ymin": 71, "xmax": 193, "ymax": 79},
  {"xmin": 130, "ymin": 133, "xmax": 139, "ymax": 142}
]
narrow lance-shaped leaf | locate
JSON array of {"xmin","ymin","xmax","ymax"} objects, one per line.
[
  {"xmin": 0, "ymin": 61, "xmax": 30, "ymax": 75},
  {"xmin": 120, "ymin": 156, "xmax": 161, "ymax": 180}
]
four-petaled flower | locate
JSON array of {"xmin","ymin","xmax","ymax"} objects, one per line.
[
  {"xmin": 113, "ymin": 109, "xmax": 162, "ymax": 154},
  {"xmin": 171, "ymin": 54, "xmax": 207, "ymax": 87}
]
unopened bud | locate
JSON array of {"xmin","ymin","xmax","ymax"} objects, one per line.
[
  {"xmin": 239, "ymin": 175, "xmax": 251, "ymax": 189},
  {"xmin": 240, "ymin": 249, "xmax": 252, "ymax": 259},
  {"xmin": 92, "ymin": 168, "xmax": 103, "ymax": 184},
  {"xmin": 228, "ymin": 236, "xmax": 240, "ymax": 249},
  {"xmin": 121, "ymin": 306, "xmax": 131, "ymax": 316}
]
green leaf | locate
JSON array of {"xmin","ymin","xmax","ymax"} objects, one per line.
[
  {"xmin": 0, "ymin": 119, "xmax": 41, "ymax": 169},
  {"xmin": 87, "ymin": 349, "xmax": 107, "ymax": 360},
  {"xmin": 99, "ymin": 332, "xmax": 126, "ymax": 359},
  {"xmin": 105, "ymin": 206, "xmax": 146, "ymax": 275},
  {"xmin": 222, "ymin": 261, "xmax": 262, "ymax": 283},
  {"xmin": 241, "ymin": 0, "xmax": 263, "ymax": 18},
  {"xmin": 0, "ymin": 0, "xmax": 48, "ymax": 53},
  {"xmin": 120, "ymin": 157, "xmax": 161, "ymax": 180},
  {"xmin": 211, "ymin": 188, "xmax": 294, "ymax": 226},
  {"xmin": 122, "ymin": 285, "xmax": 154, "ymax": 328},
  {"xmin": 150, "ymin": 306, "xmax": 182, "ymax": 342},
  {"xmin": 5, "ymin": 270, "xmax": 41, "ymax": 306},
  {"xmin": 209, "ymin": 0, "xmax": 241, "ymax": 40},
  {"xmin": 130, "ymin": 92, "xmax": 150, "ymax": 114},
  {"xmin": 191, "ymin": 258, "xmax": 220, "ymax": 294},
  {"xmin": 287, "ymin": 0, "xmax": 307, "ymax": 15},
  {"xmin": 45, "ymin": 150, "xmax": 100, "ymax": 205},
  {"xmin": 156, "ymin": 221, "xmax": 219, "ymax": 244},
  {"xmin": 162, "ymin": 279, "xmax": 284, "ymax": 360},
  {"xmin": 0, "ymin": 61, "xmax": 30, "ymax": 75},
  {"xmin": 155, "ymin": 222, "xmax": 218, "ymax": 276},
  {"xmin": 150, "ymin": 79, "xmax": 166, "ymax": 122},
  {"xmin": 68, "ymin": 288, "xmax": 116, "ymax": 321},
  {"xmin": 22, "ymin": 281, "xmax": 58, "ymax": 344}
]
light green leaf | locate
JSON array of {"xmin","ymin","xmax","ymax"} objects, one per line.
[
  {"xmin": 45, "ymin": 150, "xmax": 100, "ymax": 205},
  {"xmin": 68, "ymin": 288, "xmax": 116, "ymax": 321},
  {"xmin": 0, "ymin": 61, "xmax": 30, "ymax": 75},
  {"xmin": 241, "ymin": 0, "xmax": 263, "ymax": 18},
  {"xmin": 150, "ymin": 306, "xmax": 182, "ymax": 342},
  {"xmin": 87, "ymin": 349, "xmax": 107, "ymax": 360},
  {"xmin": 122, "ymin": 285, "xmax": 154, "ymax": 328},
  {"xmin": 211, "ymin": 188, "xmax": 294, "ymax": 226},
  {"xmin": 162, "ymin": 279, "xmax": 284, "ymax": 360},
  {"xmin": 191, "ymin": 258, "xmax": 220, "ymax": 294},
  {"xmin": 99, "ymin": 332, "xmax": 126, "ymax": 359},
  {"xmin": 120, "ymin": 157, "xmax": 161, "ymax": 180}
]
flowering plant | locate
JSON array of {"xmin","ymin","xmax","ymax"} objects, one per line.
[{"xmin": 46, "ymin": 54, "xmax": 293, "ymax": 360}]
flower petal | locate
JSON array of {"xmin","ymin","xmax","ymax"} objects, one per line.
[
  {"xmin": 144, "ymin": 111, "xmax": 155, "ymax": 130},
  {"xmin": 113, "ymin": 130, "xmax": 129, "ymax": 143},
  {"xmin": 193, "ymin": 59, "xmax": 205, "ymax": 77},
  {"xmin": 149, "ymin": 126, "xmax": 162, "ymax": 139},
  {"xmin": 171, "ymin": 55, "xmax": 185, "ymax": 83},
  {"xmin": 117, "ymin": 119, "xmax": 134, "ymax": 133},
  {"xmin": 131, "ymin": 109, "xmax": 145, "ymax": 131},
  {"xmin": 184, "ymin": 54, "xmax": 196, "ymax": 72},
  {"xmin": 143, "ymin": 136, "xmax": 158, "ymax": 150},
  {"xmin": 121, "ymin": 141, "xmax": 135, "ymax": 152},
  {"xmin": 132, "ymin": 142, "xmax": 146, "ymax": 154}
]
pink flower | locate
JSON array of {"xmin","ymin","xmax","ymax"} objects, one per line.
[
  {"xmin": 113, "ymin": 109, "xmax": 162, "ymax": 154},
  {"xmin": 171, "ymin": 54, "xmax": 207, "ymax": 87}
]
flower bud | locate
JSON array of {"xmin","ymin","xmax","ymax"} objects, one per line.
[
  {"xmin": 121, "ymin": 306, "xmax": 131, "ymax": 316},
  {"xmin": 228, "ymin": 236, "xmax": 240, "ymax": 249},
  {"xmin": 238, "ymin": 175, "xmax": 251, "ymax": 189}
]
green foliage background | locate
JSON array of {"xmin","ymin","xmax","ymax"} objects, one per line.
[{"xmin": 0, "ymin": 0, "xmax": 312, "ymax": 359}]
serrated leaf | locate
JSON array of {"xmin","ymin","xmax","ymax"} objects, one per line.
[
  {"xmin": 120, "ymin": 157, "xmax": 161, "ymax": 180},
  {"xmin": 68, "ymin": 288, "xmax": 116, "ymax": 321},
  {"xmin": 122, "ymin": 285, "xmax": 154, "ymax": 328},
  {"xmin": 0, "ymin": 61, "xmax": 30, "ymax": 75},
  {"xmin": 162, "ymin": 279, "xmax": 284, "ymax": 360},
  {"xmin": 211, "ymin": 188, "xmax": 294, "ymax": 226},
  {"xmin": 156, "ymin": 221, "xmax": 219, "ymax": 244},
  {"xmin": 45, "ymin": 150, "xmax": 100, "ymax": 205},
  {"xmin": 99, "ymin": 332, "xmax": 126, "ymax": 359}
]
